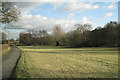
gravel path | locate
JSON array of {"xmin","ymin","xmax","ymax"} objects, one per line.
[{"xmin": 2, "ymin": 47, "xmax": 20, "ymax": 78}]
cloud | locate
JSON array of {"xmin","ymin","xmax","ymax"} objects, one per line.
[
  {"xmin": 10, "ymin": 0, "xmax": 79, "ymax": 2},
  {"xmin": 104, "ymin": 12, "xmax": 113, "ymax": 17},
  {"xmin": 6, "ymin": 30, "xmax": 25, "ymax": 39},
  {"xmin": 24, "ymin": 25, "xmax": 33, "ymax": 29},
  {"xmin": 103, "ymin": 2, "xmax": 116, "ymax": 9},
  {"xmin": 5, "ymin": 14, "xmax": 92, "ymax": 33},
  {"xmin": 15, "ymin": 2, "xmax": 43, "ymax": 15},
  {"xmin": 51, "ymin": 2, "xmax": 63, "ymax": 10},
  {"xmin": 68, "ymin": 13, "xmax": 74, "ymax": 18},
  {"xmin": 81, "ymin": 17, "xmax": 92, "ymax": 25},
  {"xmin": 4, "ymin": 2, "xmax": 94, "ymax": 39},
  {"xmin": 61, "ymin": 2, "xmax": 99, "ymax": 12}
]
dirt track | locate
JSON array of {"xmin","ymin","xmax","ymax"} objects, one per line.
[{"xmin": 2, "ymin": 47, "xmax": 20, "ymax": 78}]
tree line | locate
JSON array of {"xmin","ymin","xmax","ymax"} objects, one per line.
[
  {"xmin": 1, "ymin": 2, "xmax": 119, "ymax": 47},
  {"xmin": 18, "ymin": 21, "xmax": 120, "ymax": 47}
]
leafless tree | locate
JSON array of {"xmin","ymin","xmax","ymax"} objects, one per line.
[{"xmin": 0, "ymin": 2, "xmax": 21, "ymax": 23}]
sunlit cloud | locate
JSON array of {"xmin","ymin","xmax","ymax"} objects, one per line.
[{"xmin": 104, "ymin": 12, "xmax": 113, "ymax": 17}]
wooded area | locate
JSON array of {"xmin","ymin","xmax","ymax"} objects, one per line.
[
  {"xmin": 2, "ymin": 21, "xmax": 117, "ymax": 47},
  {"xmin": 1, "ymin": 21, "xmax": 119, "ymax": 47}
]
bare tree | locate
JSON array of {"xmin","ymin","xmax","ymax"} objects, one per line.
[
  {"xmin": 0, "ymin": 2, "xmax": 21, "ymax": 23},
  {"xmin": 75, "ymin": 23, "xmax": 92, "ymax": 33},
  {"xmin": 53, "ymin": 24, "xmax": 65, "ymax": 46}
]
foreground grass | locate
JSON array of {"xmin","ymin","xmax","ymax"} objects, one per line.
[{"xmin": 14, "ymin": 46, "xmax": 118, "ymax": 78}]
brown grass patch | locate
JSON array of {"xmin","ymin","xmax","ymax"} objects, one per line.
[{"xmin": 1, "ymin": 44, "xmax": 11, "ymax": 56}]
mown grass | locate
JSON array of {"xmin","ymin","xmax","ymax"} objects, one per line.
[{"xmin": 14, "ymin": 46, "xmax": 118, "ymax": 78}]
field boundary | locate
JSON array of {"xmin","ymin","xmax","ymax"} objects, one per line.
[
  {"xmin": 12, "ymin": 47, "xmax": 30, "ymax": 78},
  {"xmin": 10, "ymin": 47, "xmax": 21, "ymax": 78}
]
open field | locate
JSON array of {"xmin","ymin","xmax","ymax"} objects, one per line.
[
  {"xmin": 14, "ymin": 46, "xmax": 118, "ymax": 78},
  {"xmin": 1, "ymin": 44, "xmax": 11, "ymax": 56}
]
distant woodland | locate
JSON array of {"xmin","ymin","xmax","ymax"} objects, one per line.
[{"xmin": 2, "ymin": 21, "xmax": 120, "ymax": 47}]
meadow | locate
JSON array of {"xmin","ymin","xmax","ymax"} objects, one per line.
[{"xmin": 14, "ymin": 46, "xmax": 118, "ymax": 78}]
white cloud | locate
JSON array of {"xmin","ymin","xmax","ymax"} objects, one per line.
[
  {"xmin": 5, "ymin": 14, "xmax": 92, "ymax": 33},
  {"xmin": 8, "ymin": 0, "xmax": 119, "ymax": 2},
  {"xmin": 103, "ymin": 3, "xmax": 116, "ymax": 9},
  {"xmin": 61, "ymin": 2, "xmax": 99, "ymax": 12},
  {"xmin": 51, "ymin": 2, "xmax": 63, "ymax": 10},
  {"xmin": 15, "ymin": 2, "xmax": 43, "ymax": 15},
  {"xmin": 6, "ymin": 30, "xmax": 25, "ymax": 39},
  {"xmin": 4, "ymin": 2, "xmax": 94, "ymax": 39},
  {"xmin": 24, "ymin": 25, "xmax": 33, "ymax": 29},
  {"xmin": 104, "ymin": 12, "xmax": 113, "ymax": 17},
  {"xmin": 81, "ymin": 17, "xmax": 92, "ymax": 25},
  {"xmin": 68, "ymin": 13, "xmax": 74, "ymax": 18},
  {"xmin": 10, "ymin": 0, "xmax": 79, "ymax": 2}
]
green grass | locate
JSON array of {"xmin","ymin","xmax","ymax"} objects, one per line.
[{"xmin": 14, "ymin": 46, "xmax": 118, "ymax": 78}]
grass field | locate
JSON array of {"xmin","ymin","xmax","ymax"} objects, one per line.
[
  {"xmin": 0, "ymin": 44, "xmax": 11, "ymax": 56},
  {"xmin": 14, "ymin": 46, "xmax": 118, "ymax": 78}
]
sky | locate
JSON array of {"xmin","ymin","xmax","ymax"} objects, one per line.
[{"xmin": 1, "ymin": 1, "xmax": 119, "ymax": 39}]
